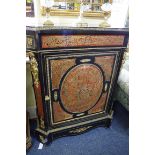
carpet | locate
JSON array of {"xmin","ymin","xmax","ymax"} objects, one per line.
[{"xmin": 27, "ymin": 102, "xmax": 129, "ymax": 155}]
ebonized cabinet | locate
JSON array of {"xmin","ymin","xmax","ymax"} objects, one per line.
[
  {"xmin": 26, "ymin": 26, "xmax": 128, "ymax": 144},
  {"xmin": 26, "ymin": 112, "xmax": 32, "ymax": 150}
]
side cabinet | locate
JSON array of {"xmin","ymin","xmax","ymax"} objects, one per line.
[{"xmin": 26, "ymin": 27, "xmax": 129, "ymax": 144}]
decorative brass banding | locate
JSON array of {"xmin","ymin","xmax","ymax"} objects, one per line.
[
  {"xmin": 69, "ymin": 126, "xmax": 92, "ymax": 134},
  {"xmin": 29, "ymin": 52, "xmax": 39, "ymax": 88},
  {"xmin": 45, "ymin": 95, "xmax": 50, "ymax": 101},
  {"xmin": 76, "ymin": 113, "xmax": 85, "ymax": 117},
  {"xmin": 27, "ymin": 37, "xmax": 33, "ymax": 46}
]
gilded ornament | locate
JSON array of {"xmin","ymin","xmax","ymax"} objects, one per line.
[
  {"xmin": 69, "ymin": 126, "xmax": 92, "ymax": 134},
  {"xmin": 39, "ymin": 135, "xmax": 47, "ymax": 143},
  {"xmin": 54, "ymin": 91, "xmax": 58, "ymax": 101},
  {"xmin": 29, "ymin": 52, "xmax": 39, "ymax": 88},
  {"xmin": 27, "ymin": 37, "xmax": 33, "ymax": 46},
  {"xmin": 45, "ymin": 95, "xmax": 50, "ymax": 101},
  {"xmin": 80, "ymin": 59, "xmax": 91, "ymax": 63}
]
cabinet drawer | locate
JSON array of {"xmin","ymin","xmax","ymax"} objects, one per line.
[
  {"xmin": 41, "ymin": 34, "xmax": 125, "ymax": 49},
  {"xmin": 26, "ymin": 27, "xmax": 128, "ymax": 50}
]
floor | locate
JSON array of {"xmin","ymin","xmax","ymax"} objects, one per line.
[{"xmin": 27, "ymin": 102, "xmax": 129, "ymax": 155}]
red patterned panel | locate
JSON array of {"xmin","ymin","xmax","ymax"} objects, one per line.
[
  {"xmin": 50, "ymin": 59, "xmax": 76, "ymax": 89},
  {"xmin": 50, "ymin": 59, "xmax": 75, "ymax": 123},
  {"xmin": 53, "ymin": 102, "xmax": 72, "ymax": 123},
  {"xmin": 50, "ymin": 55, "xmax": 115, "ymax": 123},
  {"xmin": 88, "ymin": 93, "xmax": 107, "ymax": 114},
  {"xmin": 88, "ymin": 55, "xmax": 115, "ymax": 114},
  {"xmin": 34, "ymin": 84, "xmax": 44, "ymax": 118},
  {"xmin": 60, "ymin": 64, "xmax": 104, "ymax": 113},
  {"xmin": 41, "ymin": 35, "xmax": 124, "ymax": 49},
  {"xmin": 95, "ymin": 55, "xmax": 115, "ymax": 81}
]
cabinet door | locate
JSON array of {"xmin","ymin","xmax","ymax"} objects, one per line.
[{"xmin": 43, "ymin": 49, "xmax": 120, "ymax": 127}]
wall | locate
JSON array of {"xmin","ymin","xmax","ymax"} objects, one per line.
[{"xmin": 26, "ymin": 0, "xmax": 129, "ymax": 27}]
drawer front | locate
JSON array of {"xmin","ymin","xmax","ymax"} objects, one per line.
[
  {"xmin": 43, "ymin": 50, "xmax": 120, "ymax": 129},
  {"xmin": 41, "ymin": 34, "xmax": 125, "ymax": 49}
]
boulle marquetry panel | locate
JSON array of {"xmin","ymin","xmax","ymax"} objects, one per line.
[
  {"xmin": 47, "ymin": 54, "xmax": 115, "ymax": 124},
  {"xmin": 60, "ymin": 63, "xmax": 104, "ymax": 113},
  {"xmin": 41, "ymin": 35, "xmax": 125, "ymax": 49},
  {"xmin": 26, "ymin": 27, "xmax": 128, "ymax": 144}
]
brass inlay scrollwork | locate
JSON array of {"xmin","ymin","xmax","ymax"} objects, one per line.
[
  {"xmin": 29, "ymin": 52, "xmax": 39, "ymax": 88},
  {"xmin": 69, "ymin": 126, "xmax": 92, "ymax": 134},
  {"xmin": 41, "ymin": 35, "xmax": 124, "ymax": 49}
]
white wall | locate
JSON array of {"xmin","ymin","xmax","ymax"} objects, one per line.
[{"xmin": 26, "ymin": 0, "xmax": 129, "ymax": 28}]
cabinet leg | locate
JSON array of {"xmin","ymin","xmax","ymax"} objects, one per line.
[
  {"xmin": 37, "ymin": 134, "xmax": 48, "ymax": 144},
  {"xmin": 106, "ymin": 119, "xmax": 112, "ymax": 128},
  {"xmin": 46, "ymin": 134, "xmax": 53, "ymax": 145}
]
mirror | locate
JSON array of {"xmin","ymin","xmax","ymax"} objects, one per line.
[{"xmin": 40, "ymin": 0, "xmax": 113, "ymax": 18}]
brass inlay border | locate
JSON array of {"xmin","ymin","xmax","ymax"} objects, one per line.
[
  {"xmin": 36, "ymin": 47, "xmax": 126, "ymax": 54},
  {"xmin": 69, "ymin": 126, "xmax": 92, "ymax": 134},
  {"xmin": 46, "ymin": 58, "xmax": 54, "ymax": 125},
  {"xmin": 36, "ymin": 110, "xmax": 113, "ymax": 135}
]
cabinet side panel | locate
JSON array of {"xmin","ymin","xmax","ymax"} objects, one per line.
[{"xmin": 33, "ymin": 84, "xmax": 44, "ymax": 118}]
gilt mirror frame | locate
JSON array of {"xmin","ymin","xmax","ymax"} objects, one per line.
[{"xmin": 40, "ymin": 0, "xmax": 113, "ymax": 18}]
